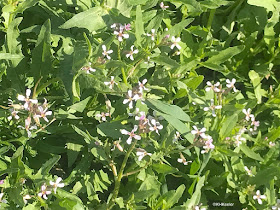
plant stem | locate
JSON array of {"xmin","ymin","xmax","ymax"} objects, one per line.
[
  {"xmin": 206, "ymin": 9, "xmax": 216, "ymax": 31},
  {"xmin": 118, "ymin": 42, "xmax": 128, "ymax": 85},
  {"xmin": 107, "ymin": 139, "xmax": 138, "ymax": 209}
]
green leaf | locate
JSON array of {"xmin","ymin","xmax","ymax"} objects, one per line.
[
  {"xmin": 146, "ymin": 13, "xmax": 163, "ymax": 32},
  {"xmin": 31, "ymin": 19, "xmax": 52, "ymax": 81},
  {"xmin": 247, "ymin": 0, "xmax": 278, "ymax": 11},
  {"xmin": 69, "ymin": 96, "xmax": 91, "ymax": 113},
  {"xmin": 152, "ymin": 163, "xmax": 178, "ymax": 174},
  {"xmin": 152, "ymin": 55, "xmax": 180, "ymax": 69},
  {"xmin": 219, "ymin": 114, "xmax": 238, "ymax": 139},
  {"xmin": 0, "ymin": 53, "xmax": 24, "ymax": 60},
  {"xmin": 183, "ymin": 75, "xmax": 204, "ymax": 90},
  {"xmin": 250, "ymin": 166, "xmax": 280, "ymax": 187},
  {"xmin": 240, "ymin": 144, "xmax": 264, "ymax": 161},
  {"xmin": 60, "ymin": 7, "xmax": 107, "ymax": 32},
  {"xmin": 146, "ymin": 99, "xmax": 191, "ymax": 122},
  {"xmin": 249, "ymin": 70, "xmax": 266, "ymax": 104},
  {"xmin": 35, "ymin": 155, "xmax": 61, "ymax": 178},
  {"xmin": 266, "ymin": 126, "xmax": 280, "ymax": 142},
  {"xmin": 97, "ymin": 121, "xmax": 124, "ymax": 139},
  {"xmin": 135, "ymin": 5, "xmax": 144, "ymax": 46},
  {"xmin": 204, "ymin": 45, "xmax": 245, "ymax": 65},
  {"xmin": 166, "ymin": 184, "xmax": 185, "ymax": 208},
  {"xmin": 166, "ymin": 18, "xmax": 194, "ymax": 36},
  {"xmin": 184, "ymin": 176, "xmax": 205, "ymax": 208}
]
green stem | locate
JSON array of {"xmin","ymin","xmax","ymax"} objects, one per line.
[
  {"xmin": 107, "ymin": 139, "xmax": 138, "ymax": 209},
  {"xmin": 118, "ymin": 42, "xmax": 128, "ymax": 85}
]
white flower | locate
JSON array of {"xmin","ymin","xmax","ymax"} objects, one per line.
[
  {"xmin": 123, "ymin": 90, "xmax": 140, "ymax": 109},
  {"xmin": 81, "ymin": 62, "xmax": 96, "ymax": 73},
  {"xmin": 226, "ymin": 78, "xmax": 237, "ymax": 92},
  {"xmin": 136, "ymin": 148, "xmax": 152, "ymax": 161},
  {"xmin": 96, "ymin": 112, "xmax": 110, "ymax": 121},
  {"xmin": 244, "ymin": 166, "xmax": 254, "ymax": 177},
  {"xmin": 242, "ymin": 108, "xmax": 254, "ymax": 121},
  {"xmin": 104, "ymin": 76, "xmax": 118, "ymax": 89},
  {"xmin": 269, "ymin": 141, "xmax": 276, "ymax": 147},
  {"xmin": 138, "ymin": 79, "xmax": 148, "ymax": 93},
  {"xmin": 120, "ymin": 125, "xmax": 141, "ymax": 144},
  {"xmin": 250, "ymin": 118, "xmax": 260, "ymax": 131},
  {"xmin": 272, "ymin": 199, "xmax": 280, "ymax": 210},
  {"xmin": 146, "ymin": 29, "xmax": 156, "ymax": 41},
  {"xmin": 7, "ymin": 109, "xmax": 20, "ymax": 121},
  {"xmin": 102, "ymin": 45, "xmax": 113, "ymax": 60},
  {"xmin": 177, "ymin": 153, "xmax": 192, "ymax": 165},
  {"xmin": 203, "ymin": 99, "xmax": 222, "ymax": 117},
  {"xmin": 17, "ymin": 89, "xmax": 38, "ymax": 110},
  {"xmin": 253, "ymin": 190, "xmax": 266, "ymax": 204},
  {"xmin": 50, "ymin": 177, "xmax": 65, "ymax": 194},
  {"xmin": 149, "ymin": 119, "xmax": 163, "ymax": 135},
  {"xmin": 160, "ymin": 2, "xmax": 169, "ymax": 10},
  {"xmin": 170, "ymin": 36, "xmax": 181, "ymax": 50},
  {"xmin": 38, "ymin": 184, "xmax": 51, "ymax": 200},
  {"xmin": 126, "ymin": 45, "xmax": 139, "ymax": 61},
  {"xmin": 34, "ymin": 106, "xmax": 52, "ymax": 122},
  {"xmin": 191, "ymin": 126, "xmax": 207, "ymax": 138},
  {"xmin": 135, "ymin": 111, "xmax": 148, "ymax": 123},
  {"xmin": 113, "ymin": 26, "xmax": 129, "ymax": 42},
  {"xmin": 205, "ymin": 81, "xmax": 221, "ymax": 92},
  {"xmin": 23, "ymin": 194, "xmax": 32, "ymax": 204},
  {"xmin": 201, "ymin": 136, "xmax": 215, "ymax": 154},
  {"xmin": 173, "ymin": 131, "xmax": 181, "ymax": 142},
  {"xmin": 234, "ymin": 134, "xmax": 246, "ymax": 147}
]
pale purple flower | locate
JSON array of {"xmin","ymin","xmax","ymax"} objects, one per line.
[
  {"xmin": 253, "ymin": 190, "xmax": 266, "ymax": 204},
  {"xmin": 149, "ymin": 119, "xmax": 163, "ymax": 135},
  {"xmin": 7, "ymin": 109, "xmax": 20, "ymax": 121},
  {"xmin": 146, "ymin": 29, "xmax": 156, "ymax": 41},
  {"xmin": 23, "ymin": 194, "xmax": 32, "ymax": 204},
  {"xmin": 226, "ymin": 78, "xmax": 237, "ymax": 92},
  {"xmin": 205, "ymin": 81, "xmax": 221, "ymax": 92},
  {"xmin": 124, "ymin": 23, "xmax": 131, "ymax": 31},
  {"xmin": 203, "ymin": 99, "xmax": 222, "ymax": 117},
  {"xmin": 50, "ymin": 177, "xmax": 65, "ymax": 194},
  {"xmin": 160, "ymin": 2, "xmax": 169, "ymax": 10},
  {"xmin": 170, "ymin": 36, "xmax": 181, "ymax": 50},
  {"xmin": 17, "ymin": 89, "xmax": 38, "ymax": 110},
  {"xmin": 242, "ymin": 108, "xmax": 254, "ymax": 121},
  {"xmin": 114, "ymin": 26, "xmax": 129, "ymax": 42},
  {"xmin": 38, "ymin": 184, "xmax": 51, "ymax": 200},
  {"xmin": 104, "ymin": 76, "xmax": 118, "ymax": 89},
  {"xmin": 201, "ymin": 136, "xmax": 215, "ymax": 154},
  {"xmin": 34, "ymin": 106, "xmax": 52, "ymax": 122},
  {"xmin": 102, "ymin": 45, "xmax": 113, "ymax": 60},
  {"xmin": 138, "ymin": 79, "xmax": 148, "ymax": 93},
  {"xmin": 136, "ymin": 148, "xmax": 152, "ymax": 161},
  {"xmin": 81, "ymin": 62, "xmax": 96, "ymax": 73},
  {"xmin": 96, "ymin": 112, "xmax": 110, "ymax": 121},
  {"xmin": 269, "ymin": 141, "xmax": 276, "ymax": 147},
  {"xmin": 126, "ymin": 45, "xmax": 138, "ymax": 61},
  {"xmin": 177, "ymin": 153, "xmax": 192, "ymax": 165},
  {"xmin": 250, "ymin": 118, "xmax": 260, "ymax": 131},
  {"xmin": 135, "ymin": 111, "xmax": 148, "ymax": 123},
  {"xmin": 120, "ymin": 125, "xmax": 141, "ymax": 144},
  {"xmin": 0, "ymin": 180, "xmax": 4, "ymax": 185},
  {"xmin": 191, "ymin": 126, "xmax": 207, "ymax": 138},
  {"xmin": 234, "ymin": 134, "xmax": 246, "ymax": 147},
  {"xmin": 123, "ymin": 90, "xmax": 140, "ymax": 109}
]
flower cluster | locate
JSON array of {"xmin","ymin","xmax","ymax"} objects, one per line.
[
  {"xmin": 111, "ymin": 23, "xmax": 130, "ymax": 42},
  {"xmin": 192, "ymin": 126, "xmax": 215, "ymax": 154},
  {"xmin": 8, "ymin": 89, "xmax": 53, "ymax": 137},
  {"xmin": 37, "ymin": 177, "xmax": 65, "ymax": 200}
]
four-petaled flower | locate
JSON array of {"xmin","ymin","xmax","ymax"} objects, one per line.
[
  {"xmin": 17, "ymin": 89, "xmax": 38, "ymax": 110},
  {"xmin": 81, "ymin": 62, "xmax": 96, "ymax": 73},
  {"xmin": 96, "ymin": 112, "xmax": 110, "ymax": 121},
  {"xmin": 205, "ymin": 81, "xmax": 221, "ymax": 92},
  {"xmin": 146, "ymin": 29, "xmax": 156, "ymax": 41},
  {"xmin": 170, "ymin": 36, "xmax": 181, "ymax": 50},
  {"xmin": 201, "ymin": 136, "xmax": 215, "ymax": 154},
  {"xmin": 136, "ymin": 148, "xmax": 152, "ymax": 161},
  {"xmin": 121, "ymin": 125, "xmax": 141, "ymax": 144},
  {"xmin": 126, "ymin": 45, "xmax": 139, "ymax": 61},
  {"xmin": 160, "ymin": 2, "xmax": 169, "ymax": 10},
  {"xmin": 226, "ymin": 78, "xmax": 237, "ymax": 92},
  {"xmin": 242, "ymin": 108, "xmax": 254, "ymax": 121},
  {"xmin": 50, "ymin": 177, "xmax": 65, "ymax": 194},
  {"xmin": 149, "ymin": 119, "xmax": 163, "ymax": 135},
  {"xmin": 38, "ymin": 184, "xmax": 51, "ymax": 200},
  {"xmin": 138, "ymin": 79, "xmax": 148, "ymax": 93},
  {"xmin": 191, "ymin": 126, "xmax": 207, "ymax": 138},
  {"xmin": 113, "ymin": 25, "xmax": 129, "ymax": 42},
  {"xmin": 104, "ymin": 76, "xmax": 118, "ymax": 89},
  {"xmin": 102, "ymin": 45, "xmax": 113, "ymax": 60},
  {"xmin": 253, "ymin": 190, "xmax": 266, "ymax": 204},
  {"xmin": 123, "ymin": 90, "xmax": 140, "ymax": 109},
  {"xmin": 203, "ymin": 99, "xmax": 222, "ymax": 117},
  {"xmin": 34, "ymin": 106, "xmax": 52, "ymax": 122},
  {"xmin": 7, "ymin": 109, "xmax": 20, "ymax": 121}
]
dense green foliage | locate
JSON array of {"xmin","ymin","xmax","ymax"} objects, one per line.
[{"xmin": 0, "ymin": 0, "xmax": 280, "ymax": 209}]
